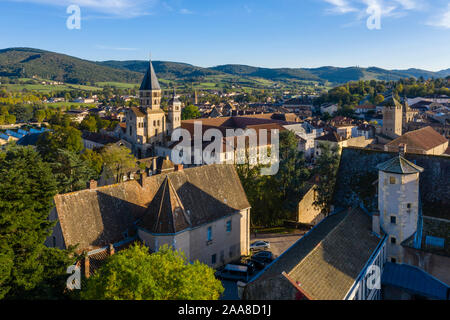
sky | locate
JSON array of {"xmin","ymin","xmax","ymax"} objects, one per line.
[{"xmin": 0, "ymin": 0, "xmax": 449, "ymax": 71}]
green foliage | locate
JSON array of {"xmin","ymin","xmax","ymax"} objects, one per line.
[
  {"xmin": 81, "ymin": 244, "xmax": 224, "ymax": 300},
  {"xmin": 51, "ymin": 149, "xmax": 96, "ymax": 193},
  {"xmin": 101, "ymin": 144, "xmax": 136, "ymax": 183},
  {"xmin": 34, "ymin": 109, "xmax": 46, "ymax": 122},
  {"xmin": 80, "ymin": 149, "xmax": 104, "ymax": 179},
  {"xmin": 0, "ymin": 145, "xmax": 73, "ymax": 299},
  {"xmin": 237, "ymin": 131, "xmax": 310, "ymax": 226},
  {"xmin": 79, "ymin": 115, "xmax": 97, "ymax": 132},
  {"xmin": 37, "ymin": 125, "xmax": 83, "ymax": 161},
  {"xmin": 313, "ymin": 143, "xmax": 340, "ymax": 215},
  {"xmin": 181, "ymin": 104, "xmax": 200, "ymax": 120}
]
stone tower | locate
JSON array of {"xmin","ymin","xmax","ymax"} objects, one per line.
[
  {"xmin": 382, "ymin": 97, "xmax": 403, "ymax": 139},
  {"xmin": 167, "ymin": 88, "xmax": 182, "ymax": 136},
  {"xmin": 376, "ymin": 152, "xmax": 424, "ymax": 263},
  {"xmin": 139, "ymin": 60, "xmax": 161, "ymax": 110}
]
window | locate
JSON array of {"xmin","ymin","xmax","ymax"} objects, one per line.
[
  {"xmin": 390, "ymin": 176, "xmax": 396, "ymax": 184},
  {"xmin": 391, "ymin": 257, "xmax": 397, "ymax": 263},
  {"xmin": 226, "ymin": 220, "xmax": 232, "ymax": 232},
  {"xmin": 207, "ymin": 227, "xmax": 212, "ymax": 241},
  {"xmin": 211, "ymin": 254, "xmax": 216, "ymax": 265},
  {"xmin": 407, "ymin": 203, "xmax": 412, "ymax": 209},
  {"xmin": 390, "ymin": 216, "xmax": 397, "ymax": 224},
  {"xmin": 391, "ymin": 237, "xmax": 397, "ymax": 244}
]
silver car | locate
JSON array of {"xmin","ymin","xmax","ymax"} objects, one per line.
[{"xmin": 250, "ymin": 240, "xmax": 270, "ymax": 251}]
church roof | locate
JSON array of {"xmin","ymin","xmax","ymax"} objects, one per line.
[
  {"xmin": 140, "ymin": 60, "xmax": 160, "ymax": 91},
  {"xmin": 136, "ymin": 176, "xmax": 191, "ymax": 234},
  {"xmin": 376, "ymin": 155, "xmax": 424, "ymax": 174},
  {"xmin": 385, "ymin": 126, "xmax": 448, "ymax": 152}
]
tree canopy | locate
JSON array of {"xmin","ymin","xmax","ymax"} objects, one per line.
[
  {"xmin": 181, "ymin": 104, "xmax": 200, "ymax": 120},
  {"xmin": 0, "ymin": 145, "xmax": 74, "ymax": 299},
  {"xmin": 81, "ymin": 244, "xmax": 224, "ymax": 300}
]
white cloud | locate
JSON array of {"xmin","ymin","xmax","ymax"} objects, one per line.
[
  {"xmin": 427, "ymin": 4, "xmax": 450, "ymax": 29},
  {"xmin": 179, "ymin": 8, "xmax": 194, "ymax": 15},
  {"xmin": 322, "ymin": 0, "xmax": 427, "ymax": 21},
  {"xmin": 324, "ymin": 0, "xmax": 358, "ymax": 13},
  {"xmin": 6, "ymin": 0, "xmax": 158, "ymax": 17}
]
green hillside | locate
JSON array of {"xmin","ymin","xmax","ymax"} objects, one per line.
[
  {"xmin": 1, "ymin": 47, "xmax": 448, "ymax": 90},
  {"xmin": 0, "ymin": 48, "xmax": 142, "ymax": 85}
]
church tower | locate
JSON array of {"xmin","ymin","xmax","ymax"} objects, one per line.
[
  {"xmin": 382, "ymin": 97, "xmax": 403, "ymax": 139},
  {"xmin": 167, "ymin": 88, "xmax": 182, "ymax": 136},
  {"xmin": 376, "ymin": 150, "xmax": 424, "ymax": 263},
  {"xmin": 139, "ymin": 60, "xmax": 161, "ymax": 110}
]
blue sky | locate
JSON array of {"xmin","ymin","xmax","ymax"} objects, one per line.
[{"xmin": 0, "ymin": 0, "xmax": 449, "ymax": 71}]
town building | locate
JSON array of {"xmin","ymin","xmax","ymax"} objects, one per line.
[
  {"xmin": 244, "ymin": 148, "xmax": 450, "ymax": 300},
  {"xmin": 124, "ymin": 60, "xmax": 181, "ymax": 158},
  {"xmin": 46, "ymin": 164, "xmax": 251, "ymax": 270},
  {"xmin": 384, "ymin": 126, "xmax": 448, "ymax": 156}
]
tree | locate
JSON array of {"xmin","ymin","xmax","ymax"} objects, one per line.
[
  {"xmin": 52, "ymin": 149, "xmax": 96, "ymax": 193},
  {"xmin": 0, "ymin": 145, "xmax": 74, "ymax": 299},
  {"xmin": 81, "ymin": 244, "xmax": 224, "ymax": 300},
  {"xmin": 101, "ymin": 144, "xmax": 136, "ymax": 183},
  {"xmin": 181, "ymin": 104, "xmax": 200, "ymax": 120},
  {"xmin": 313, "ymin": 143, "xmax": 340, "ymax": 215},
  {"xmin": 79, "ymin": 115, "xmax": 97, "ymax": 132},
  {"xmin": 37, "ymin": 125, "xmax": 83, "ymax": 161},
  {"xmin": 5, "ymin": 114, "xmax": 16, "ymax": 125},
  {"xmin": 374, "ymin": 94, "xmax": 385, "ymax": 105},
  {"xmin": 34, "ymin": 109, "xmax": 46, "ymax": 123},
  {"xmin": 80, "ymin": 149, "xmax": 104, "ymax": 179}
]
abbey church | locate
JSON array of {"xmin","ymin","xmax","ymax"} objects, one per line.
[{"xmin": 124, "ymin": 60, "xmax": 182, "ymax": 158}]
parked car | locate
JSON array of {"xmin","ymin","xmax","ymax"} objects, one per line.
[
  {"xmin": 215, "ymin": 264, "xmax": 251, "ymax": 282},
  {"xmin": 251, "ymin": 251, "xmax": 274, "ymax": 269},
  {"xmin": 250, "ymin": 240, "xmax": 270, "ymax": 251}
]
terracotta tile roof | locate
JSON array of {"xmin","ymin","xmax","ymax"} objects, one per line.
[{"xmin": 386, "ymin": 126, "xmax": 448, "ymax": 152}]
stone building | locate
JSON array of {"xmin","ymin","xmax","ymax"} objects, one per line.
[
  {"xmin": 46, "ymin": 164, "xmax": 251, "ymax": 270},
  {"xmin": 382, "ymin": 97, "xmax": 403, "ymax": 139},
  {"xmin": 244, "ymin": 148, "xmax": 450, "ymax": 300},
  {"xmin": 124, "ymin": 60, "xmax": 181, "ymax": 158}
]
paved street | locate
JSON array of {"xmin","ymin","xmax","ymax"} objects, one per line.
[{"xmin": 250, "ymin": 232, "xmax": 305, "ymax": 258}]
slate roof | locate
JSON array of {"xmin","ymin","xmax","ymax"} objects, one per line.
[
  {"xmin": 333, "ymin": 148, "xmax": 450, "ymax": 220},
  {"xmin": 245, "ymin": 207, "xmax": 383, "ymax": 300},
  {"xmin": 382, "ymin": 262, "xmax": 449, "ymax": 300},
  {"xmin": 54, "ymin": 164, "xmax": 250, "ymax": 252},
  {"xmin": 385, "ymin": 126, "xmax": 448, "ymax": 152},
  {"xmin": 376, "ymin": 155, "xmax": 424, "ymax": 174},
  {"xmin": 137, "ymin": 176, "xmax": 191, "ymax": 234},
  {"xmin": 140, "ymin": 60, "xmax": 161, "ymax": 91}
]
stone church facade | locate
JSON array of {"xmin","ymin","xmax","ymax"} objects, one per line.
[{"xmin": 125, "ymin": 60, "xmax": 181, "ymax": 158}]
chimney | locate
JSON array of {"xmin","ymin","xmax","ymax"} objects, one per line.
[
  {"xmin": 152, "ymin": 157, "xmax": 157, "ymax": 174},
  {"xmin": 165, "ymin": 155, "xmax": 170, "ymax": 161},
  {"xmin": 139, "ymin": 171, "xmax": 147, "ymax": 188},
  {"xmin": 372, "ymin": 211, "xmax": 380, "ymax": 235},
  {"xmin": 175, "ymin": 164, "xmax": 183, "ymax": 172},
  {"xmin": 399, "ymin": 143, "xmax": 406, "ymax": 157},
  {"xmin": 87, "ymin": 180, "xmax": 97, "ymax": 190},
  {"xmin": 109, "ymin": 244, "xmax": 115, "ymax": 256},
  {"xmin": 84, "ymin": 255, "xmax": 90, "ymax": 279}
]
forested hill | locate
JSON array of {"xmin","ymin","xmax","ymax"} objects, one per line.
[
  {"xmin": 1, "ymin": 47, "xmax": 449, "ymax": 86},
  {"xmin": 0, "ymin": 48, "xmax": 142, "ymax": 84}
]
